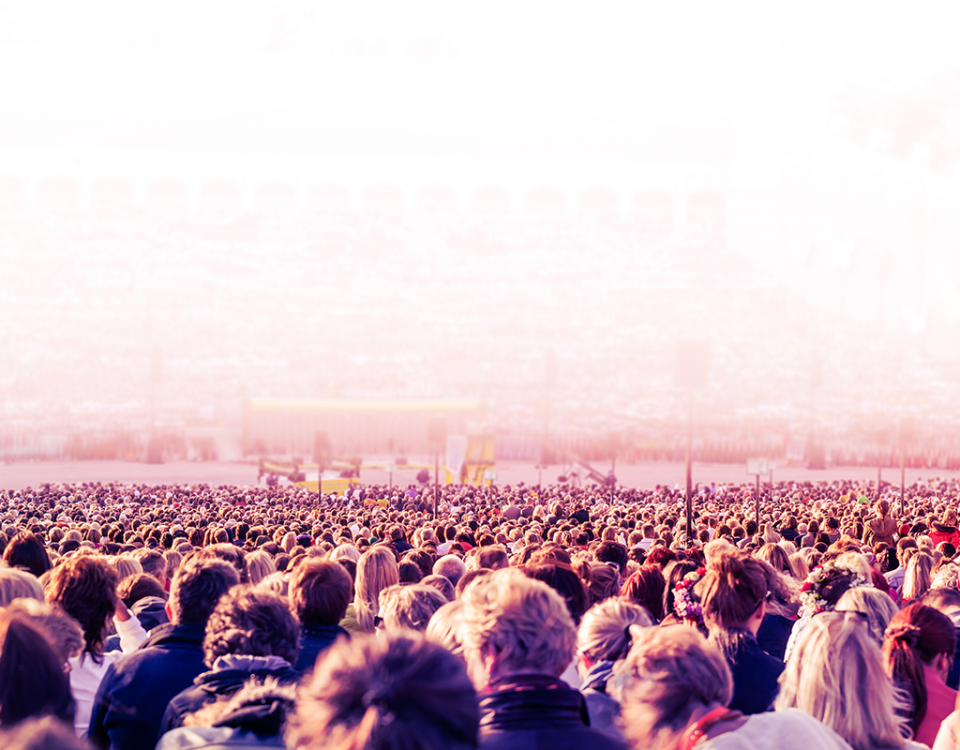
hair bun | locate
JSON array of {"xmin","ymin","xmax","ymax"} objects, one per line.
[{"xmin": 886, "ymin": 623, "xmax": 921, "ymax": 647}]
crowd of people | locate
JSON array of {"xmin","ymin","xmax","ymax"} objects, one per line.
[{"xmin": 3, "ymin": 476, "xmax": 960, "ymax": 749}]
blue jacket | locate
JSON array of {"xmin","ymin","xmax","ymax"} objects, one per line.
[
  {"xmin": 88, "ymin": 622, "xmax": 207, "ymax": 750},
  {"xmin": 294, "ymin": 623, "xmax": 348, "ymax": 674}
]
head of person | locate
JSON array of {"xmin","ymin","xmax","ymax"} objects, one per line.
[
  {"xmin": 835, "ymin": 587, "xmax": 900, "ymax": 645},
  {"xmin": 459, "ymin": 567, "xmax": 575, "ymax": 690},
  {"xmin": 476, "ymin": 547, "xmax": 508, "ymax": 571},
  {"xmin": 133, "ymin": 549, "xmax": 168, "ymax": 587},
  {"xmin": 619, "ymin": 625, "xmax": 732, "ymax": 750},
  {"xmin": 577, "ymin": 598, "xmax": 652, "ymax": 678},
  {"xmin": 290, "ymin": 559, "xmax": 352, "ymax": 629},
  {"xmin": 882, "ymin": 602, "xmax": 957, "ymax": 738},
  {"xmin": 755, "ymin": 543, "xmax": 793, "ymax": 577},
  {"xmin": 419, "ymin": 574, "xmax": 456, "ymax": 603},
  {"xmin": 288, "ymin": 632, "xmax": 478, "ymax": 750},
  {"xmin": 778, "ymin": 611, "xmax": 908, "ymax": 750},
  {"xmin": 1, "ymin": 599, "xmax": 83, "ymax": 667},
  {"xmin": 355, "ymin": 546, "xmax": 400, "ymax": 633},
  {"xmin": 902, "ymin": 552, "xmax": 934, "ymax": 602},
  {"xmin": 661, "ymin": 560, "xmax": 698, "ymax": 619},
  {"xmin": 695, "ymin": 551, "xmax": 767, "ymax": 653},
  {"xmin": 425, "ymin": 600, "xmax": 466, "ymax": 665},
  {"xmin": 168, "ymin": 557, "xmax": 240, "ymax": 626},
  {"xmin": 116, "ymin": 573, "xmax": 166, "ymax": 609},
  {"xmin": 0, "ymin": 567, "xmax": 44, "ymax": 607},
  {"xmin": 621, "ymin": 566, "xmax": 666, "ymax": 622},
  {"xmin": 432, "ymin": 555, "xmax": 466, "ymax": 588},
  {"xmin": 203, "ymin": 586, "xmax": 300, "ymax": 669},
  {"xmin": 377, "ymin": 584, "xmax": 449, "ymax": 632},
  {"xmin": 245, "ymin": 550, "xmax": 277, "ymax": 586},
  {"xmin": 0, "ymin": 610, "xmax": 75, "ymax": 727},
  {"xmin": 595, "ymin": 541, "xmax": 628, "ymax": 579},
  {"xmin": 45, "ymin": 554, "xmax": 118, "ymax": 661},
  {"xmin": 522, "ymin": 561, "xmax": 588, "ymax": 625},
  {"xmin": 876, "ymin": 499, "xmax": 890, "ymax": 518},
  {"xmin": 2, "ymin": 533, "xmax": 51, "ymax": 579}
]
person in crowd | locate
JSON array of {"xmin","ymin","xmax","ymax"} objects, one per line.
[
  {"xmin": 46, "ymin": 554, "xmax": 148, "ymax": 737},
  {"xmin": 695, "ymin": 551, "xmax": 784, "ymax": 715},
  {"xmin": 158, "ymin": 587, "xmax": 300, "ymax": 737},
  {"xmin": 902, "ymin": 553, "xmax": 935, "ymax": 605},
  {"xmin": 865, "ymin": 501, "xmax": 898, "ymax": 549},
  {"xmin": 0, "ymin": 566, "xmax": 45, "ymax": 605},
  {"xmin": 3, "ymin": 532, "xmax": 52, "ymax": 579},
  {"xmin": 883, "ymin": 603, "xmax": 958, "ymax": 747},
  {"xmin": 777, "ymin": 610, "xmax": 925, "ymax": 750},
  {"xmin": 931, "ymin": 511, "xmax": 960, "ymax": 550},
  {"xmin": 289, "ymin": 559, "xmax": 351, "ymax": 673},
  {"xmin": 459, "ymin": 567, "xmax": 625, "ymax": 750},
  {"xmin": 377, "ymin": 584, "xmax": 448, "ymax": 632},
  {"xmin": 351, "ymin": 546, "xmax": 399, "ymax": 634},
  {"xmin": 785, "ymin": 562, "xmax": 868, "ymax": 662},
  {"xmin": 618, "ymin": 624, "xmax": 852, "ymax": 750},
  {"xmin": 835, "ymin": 586, "xmax": 900, "ymax": 645},
  {"xmin": 87, "ymin": 557, "xmax": 239, "ymax": 750},
  {"xmin": 620, "ymin": 566, "xmax": 666, "ymax": 623},
  {"xmin": 433, "ymin": 555, "xmax": 467, "ymax": 589},
  {"xmin": 576, "ymin": 598, "xmax": 653, "ymax": 739},
  {"xmin": 2, "ymin": 597, "xmax": 84, "ymax": 667},
  {"xmin": 425, "ymin": 600, "xmax": 467, "ymax": 665},
  {"xmin": 0, "ymin": 609, "xmax": 76, "ymax": 727},
  {"xmin": 287, "ymin": 632, "xmax": 479, "ymax": 750},
  {"xmin": 420, "ymin": 574, "xmax": 456, "ymax": 603}
]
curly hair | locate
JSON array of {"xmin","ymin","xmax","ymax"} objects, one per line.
[
  {"xmin": 203, "ymin": 585, "xmax": 300, "ymax": 667},
  {"xmin": 46, "ymin": 555, "xmax": 118, "ymax": 661}
]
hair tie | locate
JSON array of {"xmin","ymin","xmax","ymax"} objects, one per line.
[{"xmin": 886, "ymin": 623, "xmax": 921, "ymax": 647}]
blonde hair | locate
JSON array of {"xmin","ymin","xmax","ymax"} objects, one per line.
[
  {"xmin": 789, "ymin": 552, "xmax": 810, "ymax": 581},
  {"xmin": 111, "ymin": 556, "xmax": 142, "ymax": 582},
  {"xmin": 902, "ymin": 552, "xmax": 934, "ymax": 602},
  {"xmin": 578, "ymin": 598, "xmax": 652, "ymax": 665},
  {"xmin": 459, "ymin": 567, "xmax": 575, "ymax": 685},
  {"xmin": 835, "ymin": 587, "xmax": 900, "ymax": 645},
  {"xmin": 245, "ymin": 551, "xmax": 276, "ymax": 586},
  {"xmin": 619, "ymin": 625, "xmax": 732, "ymax": 750},
  {"xmin": 425, "ymin": 600, "xmax": 466, "ymax": 664},
  {"xmin": 328, "ymin": 545, "xmax": 361, "ymax": 564},
  {"xmin": 833, "ymin": 552, "xmax": 872, "ymax": 584},
  {"xmin": 355, "ymin": 546, "xmax": 399, "ymax": 633},
  {"xmin": 378, "ymin": 584, "xmax": 448, "ymax": 632},
  {"xmin": 932, "ymin": 563, "xmax": 960, "ymax": 591},
  {"xmin": 776, "ymin": 611, "xmax": 907, "ymax": 750},
  {"xmin": 0, "ymin": 567, "xmax": 45, "ymax": 606},
  {"xmin": 163, "ymin": 550, "xmax": 183, "ymax": 580}
]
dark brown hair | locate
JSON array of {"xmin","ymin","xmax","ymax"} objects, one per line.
[
  {"xmin": 0, "ymin": 612, "xmax": 75, "ymax": 726},
  {"xmin": 46, "ymin": 555, "xmax": 118, "ymax": 661},
  {"xmin": 291, "ymin": 560, "xmax": 352, "ymax": 627},
  {"xmin": 169, "ymin": 557, "xmax": 239, "ymax": 625},
  {"xmin": 203, "ymin": 586, "xmax": 300, "ymax": 667},
  {"xmin": 621, "ymin": 566, "xmax": 666, "ymax": 622}
]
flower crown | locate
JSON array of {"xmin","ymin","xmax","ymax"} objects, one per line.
[
  {"xmin": 799, "ymin": 562, "xmax": 871, "ymax": 615},
  {"xmin": 673, "ymin": 566, "xmax": 706, "ymax": 623}
]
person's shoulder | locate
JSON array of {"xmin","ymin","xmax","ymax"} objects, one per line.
[{"xmin": 702, "ymin": 710, "xmax": 853, "ymax": 749}]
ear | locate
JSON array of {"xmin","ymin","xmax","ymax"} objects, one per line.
[{"xmin": 165, "ymin": 599, "xmax": 175, "ymax": 625}]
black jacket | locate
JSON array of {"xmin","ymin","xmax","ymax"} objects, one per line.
[
  {"xmin": 478, "ymin": 675, "xmax": 626, "ymax": 750},
  {"xmin": 88, "ymin": 622, "xmax": 207, "ymax": 750},
  {"xmin": 159, "ymin": 656, "xmax": 301, "ymax": 739},
  {"xmin": 294, "ymin": 623, "xmax": 348, "ymax": 674},
  {"xmin": 721, "ymin": 632, "xmax": 785, "ymax": 715}
]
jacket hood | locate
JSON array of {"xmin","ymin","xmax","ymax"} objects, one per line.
[
  {"xmin": 186, "ymin": 678, "xmax": 297, "ymax": 737},
  {"xmin": 934, "ymin": 523, "xmax": 958, "ymax": 534},
  {"xmin": 131, "ymin": 596, "xmax": 170, "ymax": 632}
]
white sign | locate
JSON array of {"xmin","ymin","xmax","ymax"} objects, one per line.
[{"xmin": 746, "ymin": 458, "xmax": 770, "ymax": 476}]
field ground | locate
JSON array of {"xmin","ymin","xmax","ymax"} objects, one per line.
[{"xmin": 2, "ymin": 459, "xmax": 960, "ymax": 492}]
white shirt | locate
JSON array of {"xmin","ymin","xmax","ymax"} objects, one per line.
[
  {"xmin": 699, "ymin": 710, "xmax": 853, "ymax": 750},
  {"xmin": 71, "ymin": 614, "xmax": 149, "ymax": 737}
]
